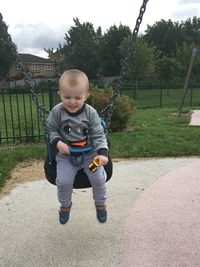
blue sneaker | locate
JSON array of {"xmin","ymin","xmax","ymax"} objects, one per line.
[
  {"xmin": 59, "ymin": 203, "xmax": 72, "ymax": 224},
  {"xmin": 96, "ymin": 204, "xmax": 107, "ymax": 223}
]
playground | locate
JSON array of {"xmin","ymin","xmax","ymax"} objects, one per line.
[
  {"xmin": 1, "ymin": 0, "xmax": 200, "ymax": 266},
  {"xmin": 1, "ymin": 156, "xmax": 200, "ymax": 267}
]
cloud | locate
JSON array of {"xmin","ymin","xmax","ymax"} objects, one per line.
[
  {"xmin": 179, "ymin": 0, "xmax": 200, "ymax": 3},
  {"xmin": 172, "ymin": 6, "xmax": 199, "ymax": 20},
  {"xmin": 10, "ymin": 22, "xmax": 68, "ymax": 58},
  {"xmin": 177, "ymin": 0, "xmax": 200, "ymax": 20}
]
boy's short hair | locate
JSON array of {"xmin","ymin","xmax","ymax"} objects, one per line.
[{"xmin": 59, "ymin": 69, "xmax": 89, "ymax": 91}]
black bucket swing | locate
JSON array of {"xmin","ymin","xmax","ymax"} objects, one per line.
[
  {"xmin": 0, "ymin": 0, "xmax": 148, "ymax": 188},
  {"xmin": 44, "ymin": 119, "xmax": 113, "ymax": 189}
]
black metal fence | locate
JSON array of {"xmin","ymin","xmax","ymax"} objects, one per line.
[
  {"xmin": 0, "ymin": 83, "xmax": 59, "ymax": 144},
  {"xmin": 120, "ymin": 84, "xmax": 200, "ymax": 108},
  {"xmin": 0, "ymin": 82, "xmax": 200, "ymax": 144}
]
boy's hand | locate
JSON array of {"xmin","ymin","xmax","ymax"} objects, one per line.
[
  {"xmin": 57, "ymin": 140, "xmax": 70, "ymax": 154},
  {"xmin": 94, "ymin": 155, "xmax": 108, "ymax": 166}
]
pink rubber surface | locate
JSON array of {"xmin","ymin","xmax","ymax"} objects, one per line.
[{"xmin": 120, "ymin": 162, "xmax": 200, "ymax": 267}]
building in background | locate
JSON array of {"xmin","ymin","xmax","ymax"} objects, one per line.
[{"xmin": 9, "ymin": 53, "xmax": 56, "ymax": 80}]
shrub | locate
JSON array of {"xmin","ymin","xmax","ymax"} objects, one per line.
[
  {"xmin": 88, "ymin": 86, "xmax": 135, "ymax": 132},
  {"xmin": 111, "ymin": 94, "xmax": 135, "ymax": 131}
]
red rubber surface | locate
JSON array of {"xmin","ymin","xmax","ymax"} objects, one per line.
[{"xmin": 120, "ymin": 162, "xmax": 200, "ymax": 267}]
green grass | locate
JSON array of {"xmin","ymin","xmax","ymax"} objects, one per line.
[
  {"xmin": 1, "ymin": 87, "xmax": 200, "ymax": 143},
  {"xmin": 121, "ymin": 87, "xmax": 200, "ymax": 108},
  {"xmin": 0, "ymin": 90, "xmax": 60, "ymax": 143},
  {"xmin": 1, "ymin": 107, "xmax": 200, "ymax": 191},
  {"xmin": 0, "ymin": 143, "xmax": 46, "ymax": 189},
  {"xmin": 109, "ymin": 107, "xmax": 200, "ymax": 157}
]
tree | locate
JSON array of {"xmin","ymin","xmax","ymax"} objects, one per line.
[
  {"xmin": 182, "ymin": 17, "xmax": 200, "ymax": 45},
  {"xmin": 144, "ymin": 19, "xmax": 185, "ymax": 57},
  {"xmin": 144, "ymin": 17, "xmax": 200, "ymax": 59},
  {"xmin": 155, "ymin": 56, "xmax": 181, "ymax": 85},
  {"xmin": 62, "ymin": 18, "xmax": 101, "ymax": 79},
  {"xmin": 119, "ymin": 36, "xmax": 155, "ymax": 83},
  {"xmin": 45, "ymin": 45, "xmax": 65, "ymax": 76},
  {"xmin": 0, "ymin": 13, "xmax": 16, "ymax": 78},
  {"xmin": 98, "ymin": 24, "xmax": 131, "ymax": 76},
  {"xmin": 176, "ymin": 42, "xmax": 200, "ymax": 83}
]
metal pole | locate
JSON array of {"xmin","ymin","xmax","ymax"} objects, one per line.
[
  {"xmin": 177, "ymin": 48, "xmax": 198, "ymax": 116},
  {"xmin": 160, "ymin": 87, "xmax": 163, "ymax": 108},
  {"xmin": 190, "ymin": 87, "xmax": 193, "ymax": 107},
  {"xmin": 48, "ymin": 80, "xmax": 53, "ymax": 110}
]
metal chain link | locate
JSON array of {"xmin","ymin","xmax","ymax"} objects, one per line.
[
  {"xmin": 0, "ymin": 13, "xmax": 50, "ymax": 130},
  {"xmin": 1, "ymin": 0, "xmax": 149, "ymax": 131},
  {"xmin": 14, "ymin": 55, "xmax": 50, "ymax": 130},
  {"xmin": 100, "ymin": 0, "xmax": 149, "ymax": 129}
]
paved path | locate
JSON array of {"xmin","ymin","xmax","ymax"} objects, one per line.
[{"xmin": 0, "ymin": 158, "xmax": 200, "ymax": 267}]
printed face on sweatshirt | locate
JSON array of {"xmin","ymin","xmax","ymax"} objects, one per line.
[
  {"xmin": 59, "ymin": 84, "xmax": 89, "ymax": 113},
  {"xmin": 61, "ymin": 119, "xmax": 90, "ymax": 145}
]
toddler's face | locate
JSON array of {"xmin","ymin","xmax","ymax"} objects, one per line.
[{"xmin": 59, "ymin": 80, "xmax": 89, "ymax": 113}]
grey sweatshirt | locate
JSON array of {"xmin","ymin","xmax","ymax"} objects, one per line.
[{"xmin": 46, "ymin": 103, "xmax": 108, "ymax": 156}]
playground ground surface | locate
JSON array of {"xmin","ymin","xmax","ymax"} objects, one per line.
[{"xmin": 1, "ymin": 157, "xmax": 200, "ymax": 267}]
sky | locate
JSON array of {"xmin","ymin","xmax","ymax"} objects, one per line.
[{"xmin": 1, "ymin": 0, "xmax": 200, "ymax": 58}]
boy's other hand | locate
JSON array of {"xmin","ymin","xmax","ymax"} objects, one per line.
[
  {"xmin": 94, "ymin": 155, "xmax": 108, "ymax": 166},
  {"xmin": 57, "ymin": 140, "xmax": 70, "ymax": 154}
]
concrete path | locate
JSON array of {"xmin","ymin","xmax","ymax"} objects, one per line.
[
  {"xmin": 189, "ymin": 110, "xmax": 200, "ymax": 126},
  {"xmin": 0, "ymin": 158, "xmax": 200, "ymax": 267}
]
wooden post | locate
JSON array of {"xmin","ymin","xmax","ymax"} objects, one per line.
[{"xmin": 177, "ymin": 48, "xmax": 198, "ymax": 116}]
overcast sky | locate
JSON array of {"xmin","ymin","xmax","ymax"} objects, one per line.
[{"xmin": 1, "ymin": 0, "xmax": 200, "ymax": 58}]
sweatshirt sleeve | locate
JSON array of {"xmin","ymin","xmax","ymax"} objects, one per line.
[
  {"xmin": 89, "ymin": 107, "xmax": 109, "ymax": 157},
  {"xmin": 46, "ymin": 107, "xmax": 63, "ymax": 145}
]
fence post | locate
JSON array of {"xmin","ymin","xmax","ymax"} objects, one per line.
[
  {"xmin": 160, "ymin": 87, "xmax": 163, "ymax": 108},
  {"xmin": 133, "ymin": 84, "xmax": 136, "ymax": 99},
  {"xmin": 190, "ymin": 87, "xmax": 193, "ymax": 107},
  {"xmin": 48, "ymin": 80, "xmax": 53, "ymax": 110}
]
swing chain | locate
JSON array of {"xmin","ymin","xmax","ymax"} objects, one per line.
[
  {"xmin": 14, "ymin": 54, "xmax": 50, "ymax": 130},
  {"xmin": 1, "ymin": 0, "xmax": 149, "ymax": 131},
  {"xmin": 0, "ymin": 13, "xmax": 50, "ymax": 130},
  {"xmin": 100, "ymin": 0, "xmax": 149, "ymax": 129}
]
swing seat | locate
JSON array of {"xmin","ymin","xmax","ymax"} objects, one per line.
[
  {"xmin": 44, "ymin": 119, "xmax": 113, "ymax": 189},
  {"xmin": 44, "ymin": 155, "xmax": 113, "ymax": 189}
]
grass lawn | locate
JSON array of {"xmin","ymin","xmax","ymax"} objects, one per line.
[
  {"xmin": 1, "ymin": 87, "xmax": 200, "ymax": 143},
  {"xmin": 110, "ymin": 107, "xmax": 200, "ymax": 157},
  {"xmin": 0, "ymin": 143, "xmax": 46, "ymax": 189},
  {"xmin": 0, "ymin": 107, "xmax": 200, "ymax": 190},
  {"xmin": 0, "ymin": 90, "xmax": 59, "ymax": 143},
  {"xmin": 0, "ymin": 92, "xmax": 49, "ymax": 142},
  {"xmin": 121, "ymin": 87, "xmax": 200, "ymax": 108}
]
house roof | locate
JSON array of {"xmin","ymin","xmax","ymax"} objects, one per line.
[{"xmin": 18, "ymin": 53, "xmax": 54, "ymax": 64}]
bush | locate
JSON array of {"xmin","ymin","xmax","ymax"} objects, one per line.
[
  {"xmin": 88, "ymin": 86, "xmax": 135, "ymax": 131},
  {"xmin": 111, "ymin": 94, "xmax": 135, "ymax": 131}
]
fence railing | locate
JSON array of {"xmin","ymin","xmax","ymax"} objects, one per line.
[
  {"xmin": 120, "ymin": 84, "xmax": 200, "ymax": 108},
  {"xmin": 0, "ymin": 84, "xmax": 59, "ymax": 144},
  {"xmin": 0, "ymin": 83, "xmax": 200, "ymax": 144}
]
